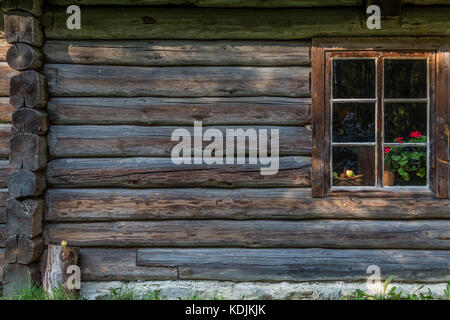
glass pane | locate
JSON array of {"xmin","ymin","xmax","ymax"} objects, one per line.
[
  {"xmin": 332, "ymin": 146, "xmax": 375, "ymax": 187},
  {"xmin": 384, "ymin": 59, "xmax": 427, "ymax": 99},
  {"xmin": 384, "ymin": 146, "xmax": 427, "ymax": 186},
  {"xmin": 333, "ymin": 103, "xmax": 375, "ymax": 142},
  {"xmin": 384, "ymin": 103, "xmax": 427, "ymax": 143},
  {"xmin": 333, "ymin": 59, "xmax": 376, "ymax": 99}
]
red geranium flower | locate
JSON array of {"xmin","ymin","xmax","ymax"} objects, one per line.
[
  {"xmin": 410, "ymin": 131, "xmax": 422, "ymax": 139},
  {"xmin": 396, "ymin": 137, "xmax": 404, "ymax": 143},
  {"xmin": 384, "ymin": 147, "xmax": 390, "ymax": 153}
]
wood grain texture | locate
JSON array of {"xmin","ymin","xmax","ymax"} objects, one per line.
[
  {"xmin": 1, "ymin": 0, "xmax": 43, "ymax": 16},
  {"xmin": 48, "ymin": 125, "xmax": 311, "ymax": 158},
  {"xmin": 45, "ymin": 219, "xmax": 450, "ymax": 249},
  {"xmin": 43, "ymin": 64, "xmax": 311, "ymax": 97},
  {"xmin": 6, "ymin": 198, "xmax": 43, "ymax": 238},
  {"xmin": 79, "ymin": 248, "xmax": 177, "ymax": 281},
  {"xmin": 4, "ymin": 11, "xmax": 43, "ymax": 46},
  {"xmin": 47, "ymin": 97, "xmax": 311, "ymax": 126},
  {"xmin": 137, "ymin": 248, "xmax": 450, "ymax": 283},
  {"xmin": 0, "ymin": 98, "xmax": 14, "ymax": 123},
  {"xmin": 42, "ymin": 7, "xmax": 450, "ymax": 40},
  {"xmin": 46, "ymin": 0, "xmax": 363, "ymax": 6},
  {"xmin": 0, "ymin": 248, "xmax": 4, "ymax": 283},
  {"xmin": 8, "ymin": 169, "xmax": 46, "ymax": 198},
  {"xmin": 0, "ymin": 224, "xmax": 5, "ymax": 247},
  {"xmin": 0, "ymin": 62, "xmax": 18, "ymax": 97},
  {"xmin": 46, "ymin": 157, "xmax": 311, "ymax": 188},
  {"xmin": 0, "ymin": 125, "xmax": 11, "ymax": 158},
  {"xmin": 10, "ymin": 133, "xmax": 47, "ymax": 170},
  {"xmin": 43, "ymin": 40, "xmax": 311, "ymax": 66},
  {"xmin": 45, "ymin": 188, "xmax": 450, "ymax": 222},
  {"xmin": 9, "ymin": 70, "xmax": 47, "ymax": 108},
  {"xmin": 0, "ymin": 160, "xmax": 15, "ymax": 188},
  {"xmin": 0, "ymin": 189, "xmax": 8, "ymax": 224},
  {"xmin": 6, "ymin": 43, "xmax": 43, "ymax": 70},
  {"xmin": 0, "ymin": 39, "xmax": 11, "ymax": 61}
]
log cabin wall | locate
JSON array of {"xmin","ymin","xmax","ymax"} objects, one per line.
[{"xmin": 3, "ymin": 0, "xmax": 450, "ymax": 288}]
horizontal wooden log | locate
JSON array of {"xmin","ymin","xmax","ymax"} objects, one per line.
[
  {"xmin": 6, "ymin": 198, "xmax": 43, "ymax": 238},
  {"xmin": 45, "ymin": 188, "xmax": 450, "ymax": 222},
  {"xmin": 47, "ymin": 97, "xmax": 311, "ymax": 126},
  {"xmin": 48, "ymin": 125, "xmax": 311, "ymax": 158},
  {"xmin": 9, "ymin": 70, "xmax": 47, "ymax": 108},
  {"xmin": 2, "ymin": 0, "xmax": 43, "ymax": 16},
  {"xmin": 0, "ymin": 160, "xmax": 15, "ymax": 188},
  {"xmin": 0, "ymin": 62, "xmax": 19, "ymax": 97},
  {"xmin": 0, "ymin": 98, "xmax": 14, "ymax": 123},
  {"xmin": 0, "ymin": 39, "xmax": 11, "ymax": 61},
  {"xmin": 8, "ymin": 169, "xmax": 46, "ymax": 198},
  {"xmin": 44, "ymin": 64, "xmax": 311, "ymax": 97},
  {"xmin": 0, "ymin": 125, "xmax": 11, "ymax": 158},
  {"xmin": 46, "ymin": 0, "xmax": 363, "ymax": 7},
  {"xmin": 10, "ymin": 133, "xmax": 47, "ymax": 170},
  {"xmin": 5, "ymin": 235, "xmax": 43, "ymax": 264},
  {"xmin": 0, "ymin": 189, "xmax": 9, "ymax": 224},
  {"xmin": 80, "ymin": 248, "xmax": 178, "ymax": 281},
  {"xmin": 46, "ymin": 157, "xmax": 311, "ymax": 188},
  {"xmin": 6, "ymin": 43, "xmax": 43, "ymax": 70},
  {"xmin": 4, "ymin": 11, "xmax": 43, "ymax": 46},
  {"xmin": 43, "ymin": 40, "xmax": 311, "ymax": 66},
  {"xmin": 45, "ymin": 219, "xmax": 450, "ymax": 249},
  {"xmin": 42, "ymin": 7, "xmax": 450, "ymax": 40},
  {"xmin": 137, "ymin": 248, "xmax": 450, "ymax": 283},
  {"xmin": 12, "ymin": 108, "xmax": 48, "ymax": 135}
]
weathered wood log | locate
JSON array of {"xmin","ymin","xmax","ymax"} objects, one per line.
[
  {"xmin": 137, "ymin": 248, "xmax": 450, "ymax": 283},
  {"xmin": 2, "ymin": 0, "xmax": 43, "ymax": 17},
  {"xmin": 0, "ymin": 189, "xmax": 9, "ymax": 224},
  {"xmin": 47, "ymin": 97, "xmax": 311, "ymax": 126},
  {"xmin": 45, "ymin": 219, "xmax": 450, "ymax": 249},
  {"xmin": 46, "ymin": 0, "xmax": 363, "ymax": 6},
  {"xmin": 46, "ymin": 157, "xmax": 311, "ymax": 188},
  {"xmin": 0, "ymin": 39, "xmax": 11, "ymax": 62},
  {"xmin": 0, "ymin": 98, "xmax": 14, "ymax": 123},
  {"xmin": 0, "ymin": 160, "xmax": 15, "ymax": 188},
  {"xmin": 10, "ymin": 133, "xmax": 47, "ymax": 170},
  {"xmin": 48, "ymin": 125, "xmax": 311, "ymax": 158},
  {"xmin": 41, "ymin": 7, "xmax": 450, "ymax": 40},
  {"xmin": 43, "ymin": 40, "xmax": 311, "ymax": 66},
  {"xmin": 12, "ymin": 108, "xmax": 48, "ymax": 135},
  {"xmin": 45, "ymin": 188, "xmax": 450, "ymax": 222},
  {"xmin": 43, "ymin": 244, "xmax": 79, "ymax": 298},
  {"xmin": 9, "ymin": 70, "xmax": 47, "ymax": 108},
  {"xmin": 6, "ymin": 43, "xmax": 43, "ymax": 70},
  {"xmin": 5, "ymin": 234, "xmax": 43, "ymax": 264},
  {"xmin": 4, "ymin": 11, "xmax": 43, "ymax": 46},
  {"xmin": 0, "ymin": 62, "xmax": 19, "ymax": 97},
  {"xmin": 2, "ymin": 263, "xmax": 40, "ymax": 297},
  {"xmin": 43, "ymin": 64, "xmax": 311, "ymax": 97},
  {"xmin": 0, "ymin": 224, "xmax": 6, "ymax": 247},
  {"xmin": 8, "ymin": 169, "xmax": 46, "ymax": 198},
  {"xmin": 6, "ymin": 198, "xmax": 43, "ymax": 238},
  {"xmin": 0, "ymin": 125, "xmax": 11, "ymax": 158},
  {"xmin": 80, "ymin": 248, "xmax": 177, "ymax": 281}
]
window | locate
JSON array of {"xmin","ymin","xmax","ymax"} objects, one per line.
[{"xmin": 312, "ymin": 38, "xmax": 449, "ymax": 198}]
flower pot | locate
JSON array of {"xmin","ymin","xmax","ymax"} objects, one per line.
[{"xmin": 384, "ymin": 170, "xmax": 395, "ymax": 186}]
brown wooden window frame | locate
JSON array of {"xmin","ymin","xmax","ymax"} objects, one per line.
[{"xmin": 311, "ymin": 38, "xmax": 449, "ymax": 199}]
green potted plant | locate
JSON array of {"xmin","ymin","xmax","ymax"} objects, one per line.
[{"xmin": 384, "ymin": 131, "xmax": 427, "ymax": 186}]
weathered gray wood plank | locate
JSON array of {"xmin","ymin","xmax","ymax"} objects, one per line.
[
  {"xmin": 80, "ymin": 248, "xmax": 178, "ymax": 281},
  {"xmin": 137, "ymin": 248, "xmax": 450, "ymax": 283},
  {"xmin": 46, "ymin": 0, "xmax": 363, "ymax": 7},
  {"xmin": 42, "ymin": 7, "xmax": 450, "ymax": 40},
  {"xmin": 0, "ymin": 125, "xmax": 12, "ymax": 158},
  {"xmin": 45, "ymin": 220, "xmax": 450, "ymax": 249},
  {"xmin": 43, "ymin": 64, "xmax": 311, "ymax": 97},
  {"xmin": 46, "ymin": 157, "xmax": 311, "ymax": 188},
  {"xmin": 43, "ymin": 40, "xmax": 311, "ymax": 66},
  {"xmin": 47, "ymin": 97, "xmax": 311, "ymax": 126},
  {"xmin": 48, "ymin": 125, "xmax": 311, "ymax": 158},
  {"xmin": 0, "ymin": 62, "xmax": 18, "ymax": 96},
  {"xmin": 0, "ymin": 189, "xmax": 8, "ymax": 224},
  {"xmin": 0, "ymin": 98, "xmax": 14, "ymax": 123},
  {"xmin": 0, "ymin": 248, "xmax": 4, "ymax": 283},
  {"xmin": 45, "ymin": 188, "xmax": 450, "ymax": 222},
  {"xmin": 0, "ymin": 225, "xmax": 5, "ymax": 247},
  {"xmin": 0, "ymin": 160, "xmax": 15, "ymax": 188}
]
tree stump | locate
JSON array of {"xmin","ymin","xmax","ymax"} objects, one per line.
[{"xmin": 43, "ymin": 244, "xmax": 80, "ymax": 298}]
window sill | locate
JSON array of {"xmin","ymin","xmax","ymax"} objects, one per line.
[{"xmin": 327, "ymin": 186, "xmax": 433, "ymax": 199}]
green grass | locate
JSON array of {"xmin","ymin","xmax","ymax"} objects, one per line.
[{"xmin": 0, "ymin": 283, "xmax": 84, "ymax": 300}]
